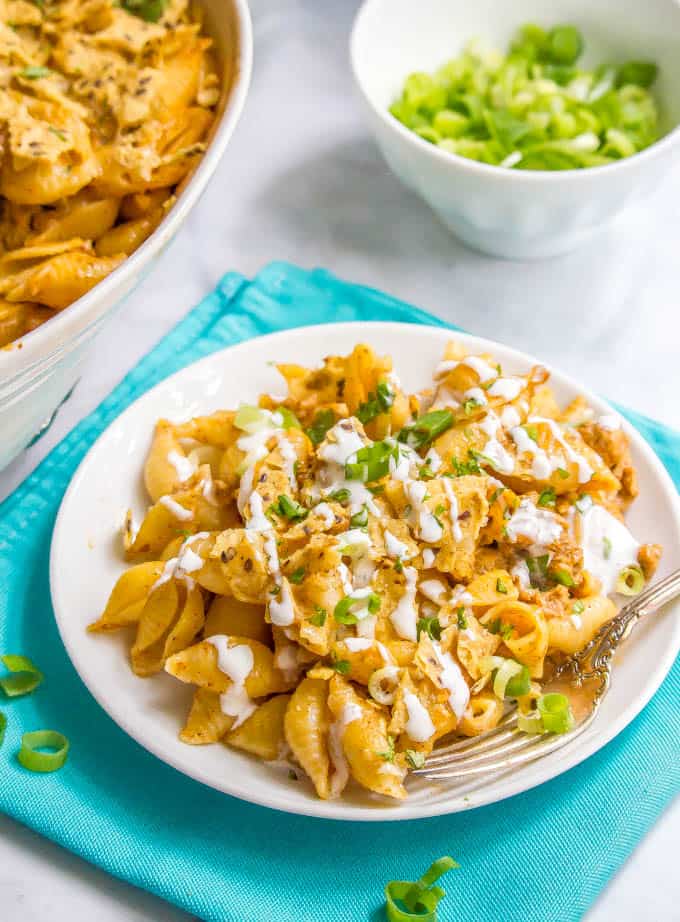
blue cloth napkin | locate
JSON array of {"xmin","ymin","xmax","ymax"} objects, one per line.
[{"xmin": 0, "ymin": 262, "xmax": 678, "ymax": 922}]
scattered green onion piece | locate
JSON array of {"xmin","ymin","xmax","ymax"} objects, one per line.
[
  {"xmin": 456, "ymin": 606, "xmax": 468, "ymax": 629},
  {"xmin": 368, "ymin": 592, "xmax": 381, "ymax": 614},
  {"xmin": 550, "ymin": 569, "xmax": 574, "ymax": 587},
  {"xmin": 18, "ymin": 730, "xmax": 69, "ymax": 773},
  {"xmin": 572, "ymin": 600, "xmax": 585, "ymax": 615},
  {"xmin": 334, "ymin": 593, "xmax": 380, "ymax": 624},
  {"xmin": 398, "ymin": 410, "xmax": 453, "ymax": 450},
  {"xmin": 330, "ymin": 656, "xmax": 350, "ymax": 675},
  {"xmin": 526, "ymin": 554, "xmax": 550, "ymax": 589},
  {"xmin": 349, "ymin": 505, "xmax": 369, "ymax": 528},
  {"xmin": 234, "ymin": 404, "xmax": 277, "ymax": 433},
  {"xmin": 309, "ymin": 606, "xmax": 327, "ymax": 627},
  {"xmin": 538, "ymin": 487, "xmax": 556, "ymax": 508},
  {"xmin": 0, "ymin": 712, "xmax": 5, "ymax": 747},
  {"xmin": 416, "ymin": 616, "xmax": 441, "ymax": 642},
  {"xmin": 517, "ymin": 711, "xmax": 544, "ymax": 734},
  {"xmin": 329, "ymin": 487, "xmax": 351, "ymax": 505},
  {"xmin": 271, "ymin": 494, "xmax": 308, "ymax": 522},
  {"xmin": 505, "ymin": 664, "xmax": 531, "ymax": 698},
  {"xmin": 275, "ymin": 407, "xmax": 301, "ymax": 429},
  {"xmin": 405, "ymin": 749, "xmax": 426, "ymax": 770},
  {"xmin": 122, "ymin": 0, "xmax": 167, "ymax": 23},
  {"xmin": 557, "ymin": 468, "xmax": 570, "ymax": 479},
  {"xmin": 345, "ymin": 440, "xmax": 398, "ymax": 483},
  {"xmin": 537, "ymin": 693, "xmax": 574, "ymax": 734},
  {"xmin": 450, "ymin": 451, "xmax": 481, "ymax": 476},
  {"xmin": 356, "ymin": 380, "xmax": 395, "ymax": 424},
  {"xmin": 288, "ymin": 567, "xmax": 306, "ymax": 585},
  {"xmin": 523, "ymin": 424, "xmax": 539, "ymax": 442},
  {"xmin": 616, "ymin": 565, "xmax": 645, "ymax": 596},
  {"xmin": 495, "ymin": 577, "xmax": 508, "ymax": 595},
  {"xmin": 305, "ymin": 409, "xmax": 335, "ymax": 446},
  {"xmin": 0, "ymin": 655, "xmax": 44, "ymax": 698},
  {"xmin": 492, "ymin": 658, "xmax": 523, "ymax": 699},
  {"xmin": 19, "ymin": 66, "xmax": 51, "ymax": 79}
]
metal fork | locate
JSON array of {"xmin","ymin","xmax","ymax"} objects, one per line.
[{"xmin": 414, "ymin": 568, "xmax": 680, "ymax": 783}]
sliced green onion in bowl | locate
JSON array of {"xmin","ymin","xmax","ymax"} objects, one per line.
[
  {"xmin": 18, "ymin": 730, "xmax": 69, "ymax": 773},
  {"xmin": 0, "ymin": 655, "xmax": 44, "ymax": 698},
  {"xmin": 537, "ymin": 692, "xmax": 574, "ymax": 734},
  {"xmin": 616, "ymin": 565, "xmax": 645, "ymax": 596}
]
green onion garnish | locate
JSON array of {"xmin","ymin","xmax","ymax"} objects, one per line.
[
  {"xmin": 524, "ymin": 424, "xmax": 539, "ymax": 442},
  {"xmin": 18, "ymin": 730, "xmax": 69, "ymax": 773},
  {"xmin": 537, "ymin": 487, "xmax": 556, "ymax": 508},
  {"xmin": 416, "ymin": 616, "xmax": 442, "ymax": 641},
  {"xmin": 349, "ymin": 505, "xmax": 369, "ymax": 528},
  {"xmin": 19, "ymin": 66, "xmax": 51, "ymax": 80},
  {"xmin": 492, "ymin": 658, "xmax": 529, "ymax": 699},
  {"xmin": 329, "ymin": 487, "xmax": 351, "ymax": 505},
  {"xmin": 0, "ymin": 655, "xmax": 43, "ymax": 698},
  {"xmin": 517, "ymin": 711, "xmax": 544, "ymax": 734},
  {"xmin": 276, "ymin": 407, "xmax": 301, "ymax": 429},
  {"xmin": 334, "ymin": 593, "xmax": 381, "ymax": 624},
  {"xmin": 330, "ymin": 656, "xmax": 350, "ymax": 675},
  {"xmin": 390, "ymin": 23, "xmax": 660, "ymax": 171},
  {"xmin": 602, "ymin": 536, "xmax": 612, "ymax": 560},
  {"xmin": 376, "ymin": 735, "xmax": 396, "ymax": 762},
  {"xmin": 550, "ymin": 569, "xmax": 574, "ymax": 587},
  {"xmin": 345, "ymin": 440, "xmax": 398, "ymax": 483},
  {"xmin": 0, "ymin": 713, "xmax": 6, "ymax": 747},
  {"xmin": 288, "ymin": 567, "xmax": 306, "ymax": 585},
  {"xmin": 456, "ymin": 606, "xmax": 468, "ymax": 630},
  {"xmin": 405, "ymin": 749, "xmax": 426, "ymax": 770},
  {"xmin": 305, "ymin": 409, "xmax": 335, "ymax": 445},
  {"xmin": 450, "ymin": 451, "xmax": 481, "ymax": 477},
  {"xmin": 462, "ymin": 397, "xmax": 481, "ymax": 416},
  {"xmin": 572, "ymin": 600, "xmax": 585, "ymax": 614},
  {"xmin": 309, "ymin": 605, "xmax": 327, "ymax": 627},
  {"xmin": 557, "ymin": 468, "xmax": 570, "ymax": 479},
  {"xmin": 616, "ymin": 565, "xmax": 645, "ymax": 596},
  {"xmin": 398, "ymin": 410, "xmax": 453, "ymax": 450},
  {"xmin": 537, "ymin": 692, "xmax": 574, "ymax": 734},
  {"xmin": 121, "ymin": 0, "xmax": 167, "ymax": 23},
  {"xmin": 526, "ymin": 554, "xmax": 550, "ymax": 589},
  {"xmin": 357, "ymin": 380, "xmax": 395, "ymax": 424},
  {"xmin": 385, "ymin": 856, "xmax": 459, "ymax": 922},
  {"xmin": 495, "ymin": 577, "xmax": 508, "ymax": 595},
  {"xmin": 270, "ymin": 495, "xmax": 308, "ymax": 522}
]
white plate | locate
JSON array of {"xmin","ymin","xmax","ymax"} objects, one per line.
[{"xmin": 50, "ymin": 323, "xmax": 680, "ymax": 821}]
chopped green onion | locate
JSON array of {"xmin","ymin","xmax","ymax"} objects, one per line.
[
  {"xmin": 616, "ymin": 565, "xmax": 645, "ymax": 596},
  {"xmin": 385, "ymin": 856, "xmax": 459, "ymax": 922},
  {"xmin": 416, "ymin": 616, "xmax": 442, "ymax": 642},
  {"xmin": 270, "ymin": 495, "xmax": 308, "ymax": 522},
  {"xmin": 450, "ymin": 451, "xmax": 481, "ymax": 476},
  {"xmin": 495, "ymin": 577, "xmax": 508, "ymax": 595},
  {"xmin": 456, "ymin": 606, "xmax": 468, "ymax": 629},
  {"xmin": 405, "ymin": 749, "xmax": 426, "ymax": 770},
  {"xmin": 121, "ymin": 0, "xmax": 167, "ymax": 23},
  {"xmin": 389, "ymin": 24, "xmax": 659, "ymax": 171},
  {"xmin": 523, "ymin": 424, "xmax": 539, "ymax": 442},
  {"xmin": 505, "ymin": 664, "xmax": 531, "ymax": 698},
  {"xmin": 0, "ymin": 655, "xmax": 43, "ymax": 698},
  {"xmin": 537, "ymin": 693, "xmax": 574, "ymax": 734},
  {"xmin": 376, "ymin": 735, "xmax": 396, "ymax": 762},
  {"xmin": 19, "ymin": 66, "xmax": 51, "ymax": 79},
  {"xmin": 334, "ymin": 593, "xmax": 381, "ymax": 624},
  {"xmin": 329, "ymin": 487, "xmax": 351, "ymax": 505},
  {"xmin": 368, "ymin": 593, "xmax": 381, "ymax": 614},
  {"xmin": 330, "ymin": 656, "xmax": 350, "ymax": 675},
  {"xmin": 572, "ymin": 600, "xmax": 585, "ymax": 614},
  {"xmin": 574, "ymin": 494, "xmax": 593, "ymax": 513},
  {"xmin": 357, "ymin": 380, "xmax": 395, "ymax": 424},
  {"xmin": 48, "ymin": 126, "xmax": 67, "ymax": 142},
  {"xmin": 275, "ymin": 407, "xmax": 301, "ymax": 429},
  {"xmin": 616, "ymin": 60, "xmax": 658, "ymax": 89},
  {"xmin": 526, "ymin": 554, "xmax": 550, "ymax": 589},
  {"xmin": 517, "ymin": 711, "xmax": 544, "ymax": 734},
  {"xmin": 538, "ymin": 487, "xmax": 556, "ymax": 508},
  {"xmin": 398, "ymin": 410, "xmax": 453, "ymax": 450},
  {"xmin": 557, "ymin": 468, "xmax": 570, "ymax": 479},
  {"xmin": 550, "ymin": 569, "xmax": 574, "ymax": 587},
  {"xmin": 349, "ymin": 505, "xmax": 369, "ymax": 528},
  {"xmin": 462, "ymin": 397, "xmax": 481, "ymax": 416},
  {"xmin": 18, "ymin": 729, "xmax": 69, "ymax": 773},
  {"xmin": 345, "ymin": 440, "xmax": 398, "ymax": 483},
  {"xmin": 288, "ymin": 567, "xmax": 306, "ymax": 585},
  {"xmin": 602, "ymin": 536, "xmax": 612, "ymax": 560},
  {"xmin": 0, "ymin": 713, "xmax": 5, "ymax": 747},
  {"xmin": 419, "ymin": 460, "xmax": 435, "ymax": 481},
  {"xmin": 305, "ymin": 409, "xmax": 335, "ymax": 446},
  {"xmin": 309, "ymin": 606, "xmax": 327, "ymax": 627},
  {"xmin": 234, "ymin": 404, "xmax": 274, "ymax": 433},
  {"xmin": 492, "ymin": 659, "xmax": 524, "ymax": 699}
]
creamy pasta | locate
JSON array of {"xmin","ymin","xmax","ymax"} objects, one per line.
[
  {"xmin": 90, "ymin": 341, "xmax": 661, "ymax": 801},
  {"xmin": 0, "ymin": 0, "xmax": 219, "ymax": 348}
]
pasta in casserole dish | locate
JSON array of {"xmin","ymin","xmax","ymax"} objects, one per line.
[
  {"xmin": 0, "ymin": 0, "xmax": 219, "ymax": 348},
  {"xmin": 89, "ymin": 341, "xmax": 661, "ymax": 800}
]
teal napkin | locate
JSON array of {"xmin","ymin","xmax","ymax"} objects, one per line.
[{"xmin": 1, "ymin": 262, "xmax": 678, "ymax": 922}]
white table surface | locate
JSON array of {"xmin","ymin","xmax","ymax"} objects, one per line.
[{"xmin": 1, "ymin": 1, "xmax": 679, "ymax": 919}]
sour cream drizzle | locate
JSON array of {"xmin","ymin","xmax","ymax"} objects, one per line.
[
  {"xmin": 390, "ymin": 566, "xmax": 419, "ymax": 641},
  {"xmin": 505, "ymin": 498, "xmax": 562, "ymax": 546},
  {"xmin": 432, "ymin": 642, "xmax": 470, "ymax": 720},
  {"xmin": 167, "ymin": 450, "xmax": 195, "ymax": 483},
  {"xmin": 205, "ymin": 634, "xmax": 257, "ymax": 729},
  {"xmin": 404, "ymin": 692, "xmax": 436, "ymax": 742},
  {"xmin": 159, "ymin": 495, "xmax": 193, "ymax": 521},
  {"xmin": 442, "ymin": 478, "xmax": 463, "ymax": 541}
]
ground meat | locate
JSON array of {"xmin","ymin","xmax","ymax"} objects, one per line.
[
  {"xmin": 638, "ymin": 543, "xmax": 662, "ymax": 580},
  {"xmin": 579, "ymin": 422, "xmax": 638, "ymax": 507}
]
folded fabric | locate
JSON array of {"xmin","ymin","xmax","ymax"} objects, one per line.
[{"xmin": 0, "ymin": 262, "xmax": 678, "ymax": 922}]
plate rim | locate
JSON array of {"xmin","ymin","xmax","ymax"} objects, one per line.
[{"xmin": 50, "ymin": 321, "xmax": 680, "ymax": 822}]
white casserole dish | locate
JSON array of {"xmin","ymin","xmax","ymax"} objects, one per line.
[{"xmin": 0, "ymin": 0, "xmax": 253, "ymax": 472}]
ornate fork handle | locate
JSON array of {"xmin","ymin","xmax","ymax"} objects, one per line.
[{"xmin": 556, "ymin": 568, "xmax": 680, "ymax": 696}]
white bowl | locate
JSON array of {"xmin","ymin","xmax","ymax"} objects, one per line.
[
  {"xmin": 50, "ymin": 322, "xmax": 680, "ymax": 821},
  {"xmin": 0, "ymin": 0, "xmax": 253, "ymax": 473},
  {"xmin": 350, "ymin": 0, "xmax": 680, "ymax": 260}
]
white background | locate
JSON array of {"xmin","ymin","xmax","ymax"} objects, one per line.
[{"xmin": 1, "ymin": 1, "xmax": 678, "ymax": 919}]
